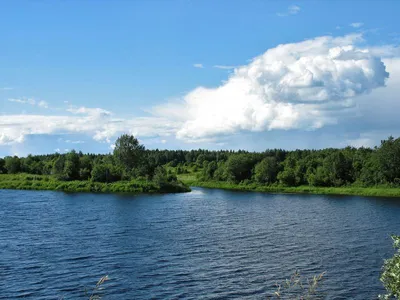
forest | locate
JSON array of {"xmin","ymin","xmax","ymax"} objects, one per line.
[{"xmin": 1, "ymin": 135, "xmax": 400, "ymax": 194}]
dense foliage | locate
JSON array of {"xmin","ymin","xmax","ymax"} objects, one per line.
[
  {"xmin": 380, "ymin": 235, "xmax": 400, "ymax": 299},
  {"xmin": 2, "ymin": 135, "xmax": 400, "ymax": 189}
]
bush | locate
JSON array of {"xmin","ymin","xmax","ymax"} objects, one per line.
[{"xmin": 380, "ymin": 235, "xmax": 400, "ymax": 299}]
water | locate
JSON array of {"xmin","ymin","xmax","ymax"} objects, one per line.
[{"xmin": 1, "ymin": 188, "xmax": 400, "ymax": 299}]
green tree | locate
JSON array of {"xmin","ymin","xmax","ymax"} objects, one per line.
[
  {"xmin": 0, "ymin": 158, "xmax": 6, "ymax": 174},
  {"xmin": 79, "ymin": 155, "xmax": 93, "ymax": 180},
  {"xmin": 91, "ymin": 162, "xmax": 121, "ymax": 183},
  {"xmin": 359, "ymin": 154, "xmax": 385, "ymax": 186},
  {"xmin": 213, "ymin": 162, "xmax": 227, "ymax": 181},
  {"xmin": 4, "ymin": 156, "xmax": 21, "ymax": 174},
  {"xmin": 254, "ymin": 157, "xmax": 279, "ymax": 184},
  {"xmin": 113, "ymin": 134, "xmax": 145, "ymax": 172},
  {"xmin": 153, "ymin": 166, "xmax": 167, "ymax": 185},
  {"xmin": 196, "ymin": 154, "xmax": 206, "ymax": 166},
  {"xmin": 278, "ymin": 155, "xmax": 301, "ymax": 186},
  {"xmin": 201, "ymin": 161, "xmax": 218, "ymax": 180},
  {"xmin": 91, "ymin": 164, "xmax": 109, "ymax": 182},
  {"xmin": 224, "ymin": 154, "xmax": 256, "ymax": 182},
  {"xmin": 307, "ymin": 166, "xmax": 332, "ymax": 187},
  {"xmin": 52, "ymin": 156, "xmax": 65, "ymax": 179},
  {"xmin": 377, "ymin": 136, "xmax": 400, "ymax": 183},
  {"xmin": 64, "ymin": 150, "xmax": 80, "ymax": 180}
]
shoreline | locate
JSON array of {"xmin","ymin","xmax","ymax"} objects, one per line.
[
  {"xmin": 0, "ymin": 174, "xmax": 191, "ymax": 194},
  {"xmin": 2, "ymin": 174, "xmax": 400, "ymax": 198},
  {"xmin": 184, "ymin": 180, "xmax": 400, "ymax": 198}
]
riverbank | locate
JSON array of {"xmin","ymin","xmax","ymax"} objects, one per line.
[
  {"xmin": 0, "ymin": 174, "xmax": 191, "ymax": 194},
  {"xmin": 182, "ymin": 179, "xmax": 400, "ymax": 197}
]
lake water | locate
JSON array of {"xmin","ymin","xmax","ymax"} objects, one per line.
[{"xmin": 1, "ymin": 188, "xmax": 400, "ymax": 299}]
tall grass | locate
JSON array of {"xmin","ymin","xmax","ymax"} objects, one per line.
[{"xmin": 267, "ymin": 271, "xmax": 326, "ymax": 299}]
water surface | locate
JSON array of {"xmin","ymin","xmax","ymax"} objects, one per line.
[{"xmin": 1, "ymin": 188, "xmax": 400, "ymax": 299}]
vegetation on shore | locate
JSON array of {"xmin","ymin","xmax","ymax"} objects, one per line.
[
  {"xmin": 0, "ymin": 174, "xmax": 190, "ymax": 194},
  {"xmin": 180, "ymin": 180, "xmax": 400, "ymax": 198},
  {"xmin": 380, "ymin": 235, "xmax": 400, "ymax": 299},
  {"xmin": 0, "ymin": 134, "xmax": 190, "ymax": 194},
  {"xmin": 2, "ymin": 135, "xmax": 400, "ymax": 196}
]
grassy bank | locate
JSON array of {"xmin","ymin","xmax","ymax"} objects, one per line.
[
  {"xmin": 0, "ymin": 174, "xmax": 191, "ymax": 194},
  {"xmin": 180, "ymin": 178, "xmax": 400, "ymax": 197}
]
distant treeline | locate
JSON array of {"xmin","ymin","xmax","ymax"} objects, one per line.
[{"xmin": 1, "ymin": 135, "xmax": 400, "ymax": 187}]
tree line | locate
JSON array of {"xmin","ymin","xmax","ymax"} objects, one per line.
[{"xmin": 1, "ymin": 135, "xmax": 400, "ymax": 187}]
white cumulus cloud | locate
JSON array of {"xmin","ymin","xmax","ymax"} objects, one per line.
[{"xmin": 152, "ymin": 34, "xmax": 389, "ymax": 141}]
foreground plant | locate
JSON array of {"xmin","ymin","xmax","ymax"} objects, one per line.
[
  {"xmin": 268, "ymin": 270, "xmax": 326, "ymax": 299},
  {"xmin": 87, "ymin": 275, "xmax": 109, "ymax": 300},
  {"xmin": 380, "ymin": 235, "xmax": 400, "ymax": 299}
]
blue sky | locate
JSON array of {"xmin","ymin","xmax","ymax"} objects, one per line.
[{"xmin": 1, "ymin": 1, "xmax": 400, "ymax": 156}]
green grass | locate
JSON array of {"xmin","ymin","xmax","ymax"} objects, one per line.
[
  {"xmin": 0, "ymin": 174, "xmax": 191, "ymax": 194},
  {"xmin": 180, "ymin": 178, "xmax": 400, "ymax": 198},
  {"xmin": 176, "ymin": 172, "xmax": 199, "ymax": 183}
]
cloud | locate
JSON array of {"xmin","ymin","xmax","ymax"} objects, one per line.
[
  {"xmin": 0, "ymin": 106, "xmax": 179, "ymax": 145},
  {"xmin": 65, "ymin": 140, "xmax": 85, "ymax": 144},
  {"xmin": 152, "ymin": 34, "xmax": 389, "ymax": 142},
  {"xmin": 350, "ymin": 22, "xmax": 364, "ymax": 28},
  {"xmin": 8, "ymin": 97, "xmax": 49, "ymax": 109},
  {"xmin": 38, "ymin": 100, "xmax": 48, "ymax": 108},
  {"xmin": 1, "ymin": 87, "xmax": 13, "ymax": 91},
  {"xmin": 67, "ymin": 106, "xmax": 111, "ymax": 117},
  {"xmin": 277, "ymin": 5, "xmax": 300, "ymax": 17},
  {"xmin": 8, "ymin": 98, "xmax": 36, "ymax": 105},
  {"xmin": 193, "ymin": 63, "xmax": 204, "ymax": 68},
  {"xmin": 1, "ymin": 33, "xmax": 399, "ymax": 150},
  {"xmin": 213, "ymin": 65, "xmax": 237, "ymax": 70}
]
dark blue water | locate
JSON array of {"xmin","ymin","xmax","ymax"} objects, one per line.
[{"xmin": 1, "ymin": 188, "xmax": 400, "ymax": 299}]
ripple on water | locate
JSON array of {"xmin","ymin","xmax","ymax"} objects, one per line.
[{"xmin": 0, "ymin": 188, "xmax": 400, "ymax": 299}]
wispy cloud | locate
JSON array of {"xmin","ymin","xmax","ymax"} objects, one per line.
[
  {"xmin": 65, "ymin": 139, "xmax": 85, "ymax": 144},
  {"xmin": 193, "ymin": 63, "xmax": 204, "ymax": 68},
  {"xmin": 1, "ymin": 87, "xmax": 13, "ymax": 91},
  {"xmin": 350, "ymin": 22, "xmax": 364, "ymax": 28},
  {"xmin": 8, "ymin": 98, "xmax": 36, "ymax": 105},
  {"xmin": 8, "ymin": 97, "xmax": 49, "ymax": 109},
  {"xmin": 213, "ymin": 65, "xmax": 236, "ymax": 70},
  {"xmin": 277, "ymin": 5, "xmax": 300, "ymax": 17}
]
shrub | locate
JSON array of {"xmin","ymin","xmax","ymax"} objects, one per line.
[{"xmin": 380, "ymin": 235, "xmax": 400, "ymax": 299}]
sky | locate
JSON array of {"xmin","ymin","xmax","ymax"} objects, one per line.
[{"xmin": 1, "ymin": 0, "xmax": 400, "ymax": 156}]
